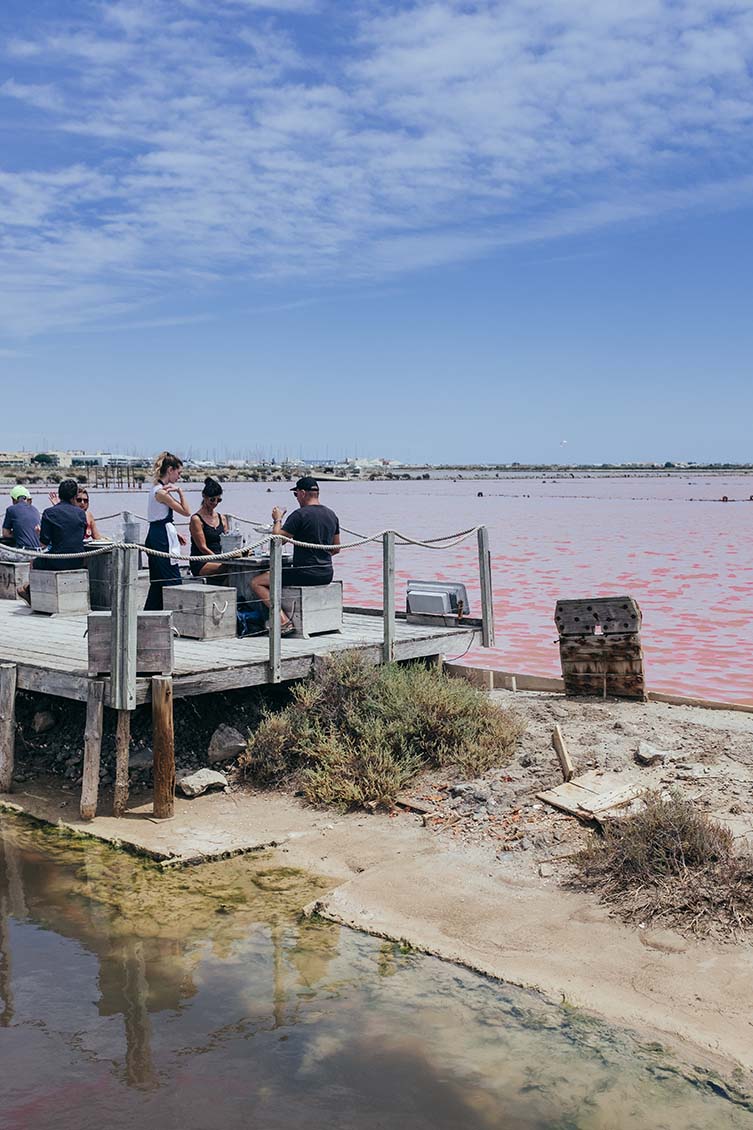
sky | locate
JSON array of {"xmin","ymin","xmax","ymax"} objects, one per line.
[{"xmin": 1, "ymin": 0, "xmax": 753, "ymax": 464}]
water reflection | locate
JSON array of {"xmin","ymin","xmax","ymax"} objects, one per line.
[{"xmin": 0, "ymin": 815, "xmax": 751, "ymax": 1130}]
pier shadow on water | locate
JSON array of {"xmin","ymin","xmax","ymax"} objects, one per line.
[{"xmin": 0, "ymin": 813, "xmax": 750, "ymax": 1130}]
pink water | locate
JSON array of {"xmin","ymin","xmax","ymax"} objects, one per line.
[{"xmin": 78, "ymin": 474, "xmax": 753, "ymax": 705}]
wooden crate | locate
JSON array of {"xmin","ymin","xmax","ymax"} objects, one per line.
[
  {"xmin": 87, "ymin": 552, "xmax": 114, "ymax": 611},
  {"xmin": 163, "ymin": 583, "xmax": 237, "ymax": 640},
  {"xmin": 30, "ymin": 568, "xmax": 90, "ymax": 615},
  {"xmin": 282, "ymin": 581, "xmax": 343, "ymax": 638},
  {"xmin": 555, "ymin": 596, "xmax": 645, "ymax": 701},
  {"xmin": 0, "ymin": 560, "xmax": 30, "ymax": 600},
  {"xmin": 87, "ymin": 611, "xmax": 174, "ymax": 675}
]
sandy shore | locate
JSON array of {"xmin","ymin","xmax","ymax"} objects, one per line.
[{"xmin": 3, "ymin": 688, "xmax": 753, "ymax": 1095}]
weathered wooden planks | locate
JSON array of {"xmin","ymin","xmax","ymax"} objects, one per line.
[
  {"xmin": 163, "ymin": 583, "xmax": 237, "ymax": 641},
  {"xmin": 555, "ymin": 597, "xmax": 646, "ymax": 701},
  {"xmin": 0, "ymin": 561, "xmax": 29, "ymax": 601},
  {"xmin": 87, "ymin": 611, "xmax": 174, "ymax": 676}
]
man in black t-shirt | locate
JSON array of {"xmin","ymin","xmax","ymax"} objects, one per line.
[{"xmin": 251, "ymin": 476, "xmax": 340, "ymax": 635}]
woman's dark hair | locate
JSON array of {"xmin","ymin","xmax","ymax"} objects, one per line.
[
  {"xmin": 58, "ymin": 479, "xmax": 79, "ymax": 503},
  {"xmin": 203, "ymin": 476, "xmax": 222, "ymax": 498},
  {"xmin": 152, "ymin": 451, "xmax": 183, "ymax": 483}
]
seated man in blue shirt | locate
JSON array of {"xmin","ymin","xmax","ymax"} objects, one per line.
[
  {"xmin": 2, "ymin": 486, "xmax": 41, "ymax": 550},
  {"xmin": 17, "ymin": 479, "xmax": 88, "ymax": 604}
]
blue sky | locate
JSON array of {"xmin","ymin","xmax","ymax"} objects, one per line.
[{"xmin": 1, "ymin": 0, "xmax": 753, "ymax": 463}]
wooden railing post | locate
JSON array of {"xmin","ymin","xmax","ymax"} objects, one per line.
[
  {"xmin": 268, "ymin": 536, "xmax": 282, "ymax": 683},
  {"xmin": 0, "ymin": 664, "xmax": 17, "ymax": 793},
  {"xmin": 477, "ymin": 526, "xmax": 495, "ymax": 647},
  {"xmin": 123, "ymin": 511, "xmax": 142, "ymax": 569},
  {"xmin": 111, "ymin": 545, "xmax": 138, "ymax": 711},
  {"xmin": 382, "ymin": 531, "xmax": 395, "ymax": 663},
  {"xmin": 152, "ymin": 675, "xmax": 175, "ymax": 819}
]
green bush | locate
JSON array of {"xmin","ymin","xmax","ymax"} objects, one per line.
[{"xmin": 239, "ymin": 654, "xmax": 523, "ymax": 809}]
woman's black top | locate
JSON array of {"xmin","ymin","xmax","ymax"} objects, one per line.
[{"xmin": 189, "ymin": 512, "xmax": 225, "ymax": 576}]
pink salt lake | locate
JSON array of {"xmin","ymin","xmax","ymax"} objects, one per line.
[{"xmin": 89, "ymin": 474, "xmax": 753, "ymax": 706}]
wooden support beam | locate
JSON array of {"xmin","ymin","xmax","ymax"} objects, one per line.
[
  {"xmin": 477, "ymin": 526, "xmax": 495, "ymax": 648},
  {"xmin": 111, "ymin": 546, "xmax": 138, "ymax": 711},
  {"xmin": 0, "ymin": 664, "xmax": 17, "ymax": 793},
  {"xmin": 112, "ymin": 709, "xmax": 132, "ymax": 817},
  {"xmin": 382, "ymin": 531, "xmax": 395, "ymax": 663},
  {"xmin": 152, "ymin": 675, "xmax": 175, "ymax": 819},
  {"xmin": 80, "ymin": 680, "xmax": 105, "ymax": 819},
  {"xmin": 268, "ymin": 537, "xmax": 282, "ymax": 684}
]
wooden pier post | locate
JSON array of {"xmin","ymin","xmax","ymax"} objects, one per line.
[
  {"xmin": 0, "ymin": 664, "xmax": 17, "ymax": 793},
  {"xmin": 477, "ymin": 526, "xmax": 495, "ymax": 648},
  {"xmin": 268, "ymin": 536, "xmax": 282, "ymax": 684},
  {"xmin": 110, "ymin": 545, "xmax": 138, "ymax": 816},
  {"xmin": 80, "ymin": 680, "xmax": 105, "ymax": 820},
  {"xmin": 112, "ymin": 710, "xmax": 131, "ymax": 818},
  {"xmin": 382, "ymin": 531, "xmax": 395, "ymax": 663},
  {"xmin": 152, "ymin": 675, "xmax": 175, "ymax": 819}
]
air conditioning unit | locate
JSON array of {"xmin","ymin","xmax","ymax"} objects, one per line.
[{"xmin": 406, "ymin": 580, "xmax": 470, "ymax": 617}]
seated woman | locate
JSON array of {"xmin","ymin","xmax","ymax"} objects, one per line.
[{"xmin": 189, "ymin": 477, "xmax": 230, "ymax": 578}]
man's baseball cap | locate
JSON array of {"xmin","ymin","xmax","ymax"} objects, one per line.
[
  {"xmin": 10, "ymin": 486, "xmax": 31, "ymax": 501},
  {"xmin": 291, "ymin": 476, "xmax": 319, "ymax": 492}
]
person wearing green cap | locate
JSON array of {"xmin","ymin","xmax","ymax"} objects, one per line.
[{"xmin": 2, "ymin": 486, "xmax": 41, "ymax": 550}]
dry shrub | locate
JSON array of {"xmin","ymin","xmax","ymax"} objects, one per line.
[
  {"xmin": 238, "ymin": 654, "xmax": 523, "ymax": 809},
  {"xmin": 570, "ymin": 791, "xmax": 753, "ymax": 939}
]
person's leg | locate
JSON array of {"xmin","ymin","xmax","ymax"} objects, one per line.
[{"xmin": 251, "ymin": 570, "xmax": 293, "ymax": 629}]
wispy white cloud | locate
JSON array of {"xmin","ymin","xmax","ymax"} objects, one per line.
[{"xmin": 2, "ymin": 0, "xmax": 753, "ymax": 334}]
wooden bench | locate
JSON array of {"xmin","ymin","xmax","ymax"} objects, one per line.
[
  {"xmin": 163, "ymin": 583, "xmax": 237, "ymax": 640},
  {"xmin": 0, "ymin": 560, "xmax": 30, "ymax": 600},
  {"xmin": 87, "ymin": 611, "xmax": 174, "ymax": 676},
  {"xmin": 30, "ymin": 568, "xmax": 90, "ymax": 616},
  {"xmin": 282, "ymin": 581, "xmax": 343, "ymax": 638}
]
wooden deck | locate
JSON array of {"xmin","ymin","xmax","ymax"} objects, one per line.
[{"xmin": 0, "ymin": 599, "xmax": 478, "ymax": 707}]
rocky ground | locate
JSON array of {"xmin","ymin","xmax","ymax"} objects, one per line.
[{"xmin": 395, "ymin": 689, "xmax": 753, "ymax": 871}]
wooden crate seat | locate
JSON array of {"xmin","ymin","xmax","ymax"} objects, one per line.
[
  {"xmin": 0, "ymin": 560, "xmax": 30, "ymax": 600},
  {"xmin": 163, "ymin": 583, "xmax": 237, "ymax": 640},
  {"xmin": 87, "ymin": 611, "xmax": 174, "ymax": 676},
  {"xmin": 281, "ymin": 581, "xmax": 343, "ymax": 639},
  {"xmin": 30, "ymin": 568, "xmax": 90, "ymax": 616}
]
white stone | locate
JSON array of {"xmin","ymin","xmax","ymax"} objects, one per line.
[{"xmin": 178, "ymin": 768, "xmax": 229, "ymax": 798}]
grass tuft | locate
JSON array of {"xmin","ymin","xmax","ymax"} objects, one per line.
[
  {"xmin": 570, "ymin": 790, "xmax": 753, "ymax": 939},
  {"xmin": 238, "ymin": 654, "xmax": 523, "ymax": 809}
]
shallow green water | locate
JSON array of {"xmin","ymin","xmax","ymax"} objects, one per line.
[{"xmin": 0, "ymin": 814, "xmax": 751, "ymax": 1130}]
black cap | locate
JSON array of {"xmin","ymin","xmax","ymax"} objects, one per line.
[{"xmin": 291, "ymin": 476, "xmax": 319, "ymax": 492}]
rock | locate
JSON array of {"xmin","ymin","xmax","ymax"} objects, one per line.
[
  {"xmin": 539, "ymin": 862, "xmax": 554, "ymax": 878},
  {"xmin": 208, "ymin": 724, "xmax": 247, "ymax": 764},
  {"xmin": 129, "ymin": 748, "xmax": 153, "ymax": 770},
  {"xmin": 636, "ymin": 741, "xmax": 668, "ymax": 767},
  {"xmin": 32, "ymin": 710, "xmax": 56, "ymax": 734},
  {"xmin": 178, "ymin": 768, "xmax": 229, "ymax": 798}
]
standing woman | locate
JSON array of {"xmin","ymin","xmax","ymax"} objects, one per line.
[
  {"xmin": 189, "ymin": 477, "xmax": 230, "ymax": 578},
  {"xmin": 144, "ymin": 452, "xmax": 190, "ymax": 610}
]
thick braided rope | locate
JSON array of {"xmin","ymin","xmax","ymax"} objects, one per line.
[{"xmin": 3, "ymin": 525, "xmax": 482, "ymax": 563}]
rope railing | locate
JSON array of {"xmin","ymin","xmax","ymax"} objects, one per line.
[{"xmin": 4, "ymin": 525, "xmax": 484, "ymax": 563}]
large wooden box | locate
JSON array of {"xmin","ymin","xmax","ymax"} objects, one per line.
[
  {"xmin": 87, "ymin": 611, "xmax": 174, "ymax": 675},
  {"xmin": 555, "ymin": 596, "xmax": 645, "ymax": 701},
  {"xmin": 30, "ymin": 568, "xmax": 90, "ymax": 615},
  {"xmin": 282, "ymin": 581, "xmax": 343, "ymax": 638},
  {"xmin": 0, "ymin": 560, "xmax": 30, "ymax": 600},
  {"xmin": 163, "ymin": 583, "xmax": 237, "ymax": 639}
]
